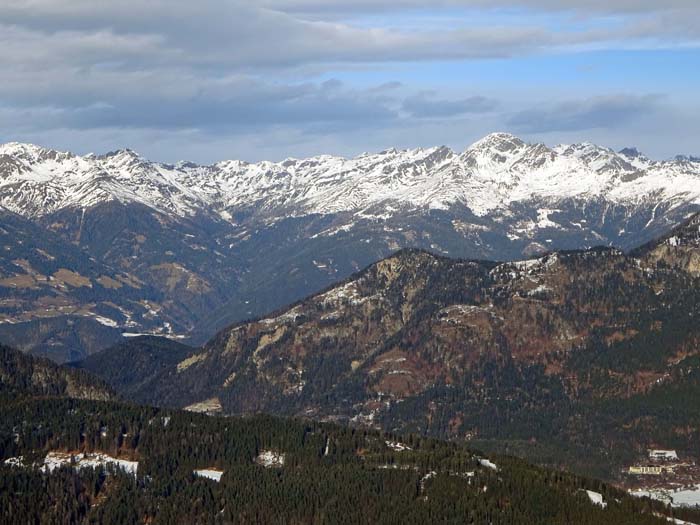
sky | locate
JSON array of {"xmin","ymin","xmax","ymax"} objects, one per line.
[{"xmin": 0, "ymin": 0, "xmax": 698, "ymax": 163}]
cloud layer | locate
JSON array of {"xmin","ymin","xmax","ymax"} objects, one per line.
[
  {"xmin": 0, "ymin": 0, "xmax": 697, "ymax": 161},
  {"xmin": 508, "ymin": 95, "xmax": 663, "ymax": 133}
]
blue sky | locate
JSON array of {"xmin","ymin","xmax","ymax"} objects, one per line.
[{"xmin": 0, "ymin": 1, "xmax": 698, "ymax": 162}]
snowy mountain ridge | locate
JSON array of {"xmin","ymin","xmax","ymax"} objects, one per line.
[{"xmin": 2, "ymin": 133, "xmax": 699, "ymax": 222}]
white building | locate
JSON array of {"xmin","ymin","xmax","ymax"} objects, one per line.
[{"xmin": 648, "ymin": 450, "xmax": 679, "ymax": 461}]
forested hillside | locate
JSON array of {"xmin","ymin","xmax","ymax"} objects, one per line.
[
  {"xmin": 0, "ymin": 344, "xmax": 113, "ymax": 402},
  {"xmin": 1, "ymin": 395, "xmax": 694, "ymax": 524},
  {"xmin": 78, "ymin": 214, "xmax": 700, "ymax": 479},
  {"xmin": 70, "ymin": 336, "xmax": 194, "ymax": 403}
]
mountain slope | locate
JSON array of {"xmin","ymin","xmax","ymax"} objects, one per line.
[
  {"xmin": 88, "ymin": 214, "xmax": 700, "ymax": 478},
  {"xmin": 2, "ymin": 134, "xmax": 700, "ymax": 359},
  {"xmin": 70, "ymin": 336, "xmax": 195, "ymax": 403},
  {"xmin": 0, "ymin": 343, "xmax": 113, "ymax": 401},
  {"xmin": 0, "ymin": 206, "xmax": 203, "ymax": 361},
  {"xmin": 632, "ymin": 212, "xmax": 700, "ymax": 274}
]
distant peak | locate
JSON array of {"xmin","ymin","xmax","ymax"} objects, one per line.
[
  {"xmin": 0, "ymin": 141, "xmax": 45, "ymax": 154},
  {"xmin": 569, "ymin": 142, "xmax": 610, "ymax": 153},
  {"xmin": 425, "ymin": 145, "xmax": 454, "ymax": 160},
  {"xmin": 0, "ymin": 142, "xmax": 72, "ymax": 162},
  {"xmin": 102, "ymin": 148, "xmax": 142, "ymax": 160},
  {"xmin": 176, "ymin": 160, "xmax": 200, "ymax": 169},
  {"xmin": 481, "ymin": 131, "xmax": 522, "ymax": 142},
  {"xmin": 557, "ymin": 142, "xmax": 618, "ymax": 162},
  {"xmin": 467, "ymin": 132, "xmax": 525, "ymax": 152},
  {"xmin": 675, "ymin": 154, "xmax": 700, "ymax": 163},
  {"xmin": 619, "ymin": 147, "xmax": 644, "ymax": 159}
]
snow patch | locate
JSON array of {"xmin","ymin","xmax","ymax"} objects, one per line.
[
  {"xmin": 92, "ymin": 315, "xmax": 118, "ymax": 328},
  {"xmin": 632, "ymin": 485, "xmax": 700, "ymax": 508},
  {"xmin": 536, "ymin": 208, "xmax": 561, "ymax": 229},
  {"xmin": 255, "ymin": 450, "xmax": 285, "ymax": 468},
  {"xmin": 194, "ymin": 469, "xmax": 224, "ymax": 482},
  {"xmin": 184, "ymin": 397, "xmax": 222, "ymax": 414},
  {"xmin": 4, "ymin": 456, "xmax": 25, "ymax": 468},
  {"xmin": 385, "ymin": 440, "xmax": 412, "ymax": 452},
  {"xmin": 527, "ymin": 284, "xmax": 552, "ymax": 296},
  {"xmin": 42, "ymin": 451, "xmax": 138, "ymax": 476},
  {"xmin": 420, "ymin": 470, "xmax": 437, "ymax": 493},
  {"xmin": 584, "ymin": 490, "xmax": 607, "ymax": 508},
  {"xmin": 478, "ymin": 458, "xmax": 498, "ymax": 471}
]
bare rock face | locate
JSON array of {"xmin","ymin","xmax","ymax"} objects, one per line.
[{"xmin": 634, "ymin": 213, "xmax": 700, "ymax": 275}]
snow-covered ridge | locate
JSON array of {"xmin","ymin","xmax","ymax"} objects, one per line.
[{"xmin": 1, "ymin": 133, "xmax": 699, "ymax": 220}]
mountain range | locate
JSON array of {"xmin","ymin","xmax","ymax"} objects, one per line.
[
  {"xmin": 4, "ymin": 134, "xmax": 700, "ymax": 517},
  {"xmin": 75, "ymin": 212, "xmax": 700, "ymax": 479},
  {"xmin": 2, "ymin": 133, "xmax": 700, "ymax": 360}
]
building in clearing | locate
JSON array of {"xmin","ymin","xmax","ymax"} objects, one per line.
[
  {"xmin": 648, "ymin": 450, "xmax": 679, "ymax": 461},
  {"xmin": 628, "ymin": 466, "xmax": 668, "ymax": 475}
]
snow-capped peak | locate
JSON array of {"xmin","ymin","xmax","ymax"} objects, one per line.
[
  {"xmin": 101, "ymin": 148, "xmax": 142, "ymax": 160},
  {"xmin": 619, "ymin": 147, "xmax": 644, "ymax": 159},
  {"xmin": 675, "ymin": 154, "xmax": 700, "ymax": 164},
  {"xmin": 467, "ymin": 132, "xmax": 526, "ymax": 154},
  {"xmin": 0, "ymin": 142, "xmax": 73, "ymax": 164}
]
